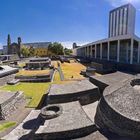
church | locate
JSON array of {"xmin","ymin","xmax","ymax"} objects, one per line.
[{"xmin": 7, "ymin": 34, "xmax": 21, "ymax": 57}]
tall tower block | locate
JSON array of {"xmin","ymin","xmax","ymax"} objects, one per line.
[{"xmin": 109, "ymin": 4, "xmax": 136, "ymax": 38}]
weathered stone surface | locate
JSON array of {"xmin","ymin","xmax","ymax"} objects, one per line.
[
  {"xmin": 3, "ymin": 102, "xmax": 97, "ymax": 140},
  {"xmin": 0, "ymin": 65, "xmax": 18, "ymax": 78},
  {"xmin": 0, "ymin": 74, "xmax": 15, "ymax": 86},
  {"xmin": 7, "ymin": 79, "xmax": 20, "ymax": 85},
  {"xmin": 93, "ymin": 72, "xmax": 140, "ymax": 138},
  {"xmin": 90, "ymin": 71, "xmax": 132, "ymax": 93},
  {"xmin": 3, "ymin": 110, "xmax": 41, "ymax": 140},
  {"xmin": 26, "ymin": 57, "xmax": 51, "ymax": 70},
  {"xmin": 0, "ymin": 91, "xmax": 25, "ymax": 120},
  {"xmin": 35, "ymin": 101, "xmax": 96, "ymax": 139},
  {"xmin": 15, "ymin": 69, "xmax": 54, "ymax": 82},
  {"xmin": 48, "ymin": 80, "xmax": 100, "ymax": 105},
  {"xmin": 82, "ymin": 101, "xmax": 98, "ymax": 122}
]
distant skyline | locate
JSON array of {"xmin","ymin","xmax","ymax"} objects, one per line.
[{"xmin": 0, "ymin": 0, "xmax": 140, "ymax": 49}]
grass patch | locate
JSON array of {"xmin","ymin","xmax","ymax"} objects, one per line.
[
  {"xmin": 60, "ymin": 62, "xmax": 86, "ymax": 80},
  {"xmin": 16, "ymin": 69, "xmax": 50, "ymax": 76},
  {"xmin": 0, "ymin": 122, "xmax": 16, "ymax": 132},
  {"xmin": 1, "ymin": 82, "xmax": 51, "ymax": 108}
]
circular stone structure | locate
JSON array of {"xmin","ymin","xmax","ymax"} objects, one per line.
[
  {"xmin": 40, "ymin": 105, "xmax": 62, "ymax": 119},
  {"xmin": 95, "ymin": 78, "xmax": 140, "ymax": 138}
]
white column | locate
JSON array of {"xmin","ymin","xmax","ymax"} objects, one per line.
[
  {"xmin": 107, "ymin": 42, "xmax": 110, "ymax": 61},
  {"xmin": 100, "ymin": 43, "xmax": 102, "ymax": 59},
  {"xmin": 117, "ymin": 40, "xmax": 120, "ymax": 62},
  {"xmin": 130, "ymin": 39, "xmax": 134, "ymax": 64},
  {"xmin": 138, "ymin": 42, "xmax": 140, "ymax": 63},
  {"xmin": 95, "ymin": 44, "xmax": 97, "ymax": 59}
]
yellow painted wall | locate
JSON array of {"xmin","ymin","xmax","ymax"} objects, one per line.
[{"xmin": 35, "ymin": 48, "xmax": 48, "ymax": 57}]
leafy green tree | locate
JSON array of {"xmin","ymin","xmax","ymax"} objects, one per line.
[
  {"xmin": 48, "ymin": 42, "xmax": 64, "ymax": 56},
  {"xmin": 7, "ymin": 34, "xmax": 11, "ymax": 54},
  {"xmin": 17, "ymin": 37, "xmax": 22, "ymax": 57},
  {"xmin": 20, "ymin": 45, "xmax": 30, "ymax": 57},
  {"xmin": 64, "ymin": 48, "xmax": 72, "ymax": 55}
]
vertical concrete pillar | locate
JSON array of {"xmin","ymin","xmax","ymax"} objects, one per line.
[
  {"xmin": 95, "ymin": 44, "xmax": 97, "ymax": 59},
  {"xmin": 138, "ymin": 42, "xmax": 140, "ymax": 63},
  {"xmin": 126, "ymin": 42, "xmax": 129, "ymax": 63},
  {"xmin": 117, "ymin": 40, "xmax": 120, "ymax": 62},
  {"xmin": 90, "ymin": 45, "xmax": 93, "ymax": 58},
  {"xmin": 100, "ymin": 43, "xmax": 102, "ymax": 59},
  {"xmin": 130, "ymin": 39, "xmax": 134, "ymax": 64},
  {"xmin": 87, "ymin": 46, "xmax": 88, "ymax": 58},
  {"xmin": 107, "ymin": 42, "xmax": 110, "ymax": 61},
  {"xmin": 87, "ymin": 46, "xmax": 89, "ymax": 58},
  {"xmin": 85, "ymin": 47, "xmax": 86, "ymax": 57}
]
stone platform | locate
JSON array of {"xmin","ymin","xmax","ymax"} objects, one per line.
[
  {"xmin": 90, "ymin": 71, "xmax": 132, "ymax": 93},
  {"xmin": 48, "ymin": 80, "xmax": 100, "ymax": 105},
  {"xmin": 0, "ymin": 65, "xmax": 18, "ymax": 78},
  {"xmin": 35, "ymin": 101, "xmax": 96, "ymax": 139},
  {"xmin": 3, "ymin": 102, "xmax": 97, "ymax": 140},
  {"xmin": 90, "ymin": 72, "xmax": 140, "ymax": 138},
  {"xmin": 15, "ymin": 70, "xmax": 54, "ymax": 82}
]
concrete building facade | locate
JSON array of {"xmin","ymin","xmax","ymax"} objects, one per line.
[
  {"xmin": 73, "ymin": 3, "xmax": 140, "ymax": 66},
  {"xmin": 109, "ymin": 4, "xmax": 136, "ymax": 38}
]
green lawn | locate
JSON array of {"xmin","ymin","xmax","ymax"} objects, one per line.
[
  {"xmin": 0, "ymin": 122, "xmax": 16, "ymax": 132},
  {"xmin": 1, "ymin": 82, "xmax": 51, "ymax": 108}
]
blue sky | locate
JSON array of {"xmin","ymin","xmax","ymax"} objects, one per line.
[{"xmin": 0, "ymin": 0, "xmax": 140, "ymax": 48}]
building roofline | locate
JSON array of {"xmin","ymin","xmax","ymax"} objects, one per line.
[
  {"xmin": 110, "ymin": 3, "xmax": 136, "ymax": 13},
  {"xmin": 75, "ymin": 34, "xmax": 140, "ymax": 49},
  {"xmin": 23, "ymin": 42, "xmax": 51, "ymax": 45}
]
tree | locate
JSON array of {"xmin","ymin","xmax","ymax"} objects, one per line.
[
  {"xmin": 64, "ymin": 48, "xmax": 72, "ymax": 55},
  {"xmin": 48, "ymin": 42, "xmax": 64, "ymax": 56},
  {"xmin": 7, "ymin": 34, "xmax": 11, "ymax": 54},
  {"xmin": 17, "ymin": 37, "xmax": 22, "ymax": 57},
  {"xmin": 20, "ymin": 45, "xmax": 30, "ymax": 57}
]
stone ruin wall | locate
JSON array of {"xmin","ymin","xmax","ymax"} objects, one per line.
[
  {"xmin": 0, "ymin": 75, "xmax": 15, "ymax": 86},
  {"xmin": 0, "ymin": 92, "xmax": 25, "ymax": 120}
]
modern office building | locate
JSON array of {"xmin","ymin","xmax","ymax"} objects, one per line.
[
  {"xmin": 73, "ymin": 3, "xmax": 140, "ymax": 68},
  {"xmin": 109, "ymin": 4, "xmax": 136, "ymax": 38}
]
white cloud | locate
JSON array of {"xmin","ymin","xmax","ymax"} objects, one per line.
[
  {"xmin": 61, "ymin": 41, "xmax": 88, "ymax": 49},
  {"xmin": 106, "ymin": 0, "xmax": 140, "ymax": 7},
  {"xmin": 0, "ymin": 43, "xmax": 3, "ymax": 49}
]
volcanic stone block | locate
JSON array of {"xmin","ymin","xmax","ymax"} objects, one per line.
[
  {"xmin": 0, "ymin": 91, "xmax": 25, "ymax": 120},
  {"xmin": 0, "ymin": 65, "xmax": 18, "ymax": 78},
  {"xmin": 95, "ymin": 77, "xmax": 140, "ymax": 138},
  {"xmin": 47, "ymin": 80, "xmax": 100, "ymax": 105},
  {"xmin": 35, "ymin": 101, "xmax": 96, "ymax": 139}
]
